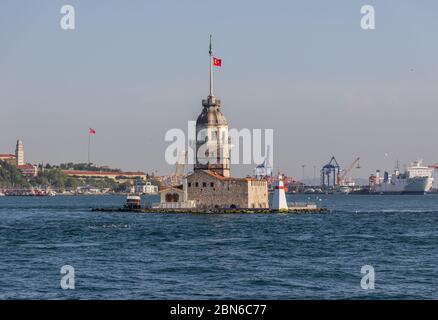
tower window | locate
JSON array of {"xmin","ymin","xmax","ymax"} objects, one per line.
[
  {"xmin": 203, "ymin": 182, "xmax": 207, "ymax": 187},
  {"xmin": 210, "ymin": 182, "xmax": 214, "ymax": 187},
  {"xmin": 195, "ymin": 182, "xmax": 199, "ymax": 187}
]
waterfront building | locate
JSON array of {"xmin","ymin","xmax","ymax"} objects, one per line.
[
  {"xmin": 17, "ymin": 164, "xmax": 38, "ymax": 178},
  {"xmin": 156, "ymin": 185, "xmax": 196, "ymax": 209},
  {"xmin": 187, "ymin": 170, "xmax": 268, "ymax": 209},
  {"xmin": 1, "ymin": 140, "xmax": 38, "ymax": 177},
  {"xmin": 0, "ymin": 154, "xmax": 17, "ymax": 166},
  {"xmin": 134, "ymin": 181, "xmax": 159, "ymax": 194}
]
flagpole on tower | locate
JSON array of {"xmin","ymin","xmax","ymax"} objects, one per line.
[{"xmin": 209, "ymin": 34, "xmax": 213, "ymax": 97}]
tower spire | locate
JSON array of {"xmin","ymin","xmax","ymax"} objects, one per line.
[{"xmin": 209, "ymin": 35, "xmax": 213, "ymax": 97}]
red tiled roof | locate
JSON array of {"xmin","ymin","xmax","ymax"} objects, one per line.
[
  {"xmin": 18, "ymin": 164, "xmax": 36, "ymax": 169},
  {"xmin": 0, "ymin": 154, "xmax": 16, "ymax": 158},
  {"xmin": 202, "ymin": 170, "xmax": 228, "ymax": 180}
]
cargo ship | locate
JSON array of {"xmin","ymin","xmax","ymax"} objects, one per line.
[{"xmin": 369, "ymin": 160, "xmax": 434, "ymax": 194}]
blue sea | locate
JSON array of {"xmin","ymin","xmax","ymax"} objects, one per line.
[{"xmin": 0, "ymin": 194, "xmax": 437, "ymax": 300}]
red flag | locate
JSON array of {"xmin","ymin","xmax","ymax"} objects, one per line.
[
  {"xmin": 213, "ymin": 57, "xmax": 222, "ymax": 67},
  {"xmin": 89, "ymin": 128, "xmax": 96, "ymax": 135}
]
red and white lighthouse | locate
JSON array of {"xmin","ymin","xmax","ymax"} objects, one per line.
[{"xmin": 271, "ymin": 174, "xmax": 288, "ymax": 210}]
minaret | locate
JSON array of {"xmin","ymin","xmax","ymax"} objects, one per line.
[
  {"xmin": 15, "ymin": 140, "xmax": 24, "ymax": 166},
  {"xmin": 194, "ymin": 36, "xmax": 230, "ymax": 177}
]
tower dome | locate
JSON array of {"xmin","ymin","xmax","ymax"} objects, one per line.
[{"xmin": 196, "ymin": 96, "xmax": 227, "ymax": 127}]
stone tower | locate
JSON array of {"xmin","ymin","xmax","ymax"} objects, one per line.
[
  {"xmin": 194, "ymin": 36, "xmax": 230, "ymax": 177},
  {"xmin": 15, "ymin": 140, "xmax": 24, "ymax": 166}
]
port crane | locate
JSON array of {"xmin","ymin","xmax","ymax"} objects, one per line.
[
  {"xmin": 321, "ymin": 156, "xmax": 341, "ymax": 188},
  {"xmin": 254, "ymin": 145, "xmax": 273, "ymax": 179},
  {"xmin": 338, "ymin": 157, "xmax": 360, "ymax": 186}
]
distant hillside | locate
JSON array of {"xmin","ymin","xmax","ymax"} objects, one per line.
[
  {"xmin": 0, "ymin": 160, "xmax": 30, "ymax": 188},
  {"xmin": 55, "ymin": 163, "xmax": 122, "ymax": 172},
  {"xmin": 0, "ymin": 161, "xmax": 158, "ymax": 192}
]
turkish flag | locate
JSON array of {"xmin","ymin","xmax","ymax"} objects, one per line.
[
  {"xmin": 89, "ymin": 128, "xmax": 96, "ymax": 135},
  {"xmin": 213, "ymin": 57, "xmax": 222, "ymax": 67}
]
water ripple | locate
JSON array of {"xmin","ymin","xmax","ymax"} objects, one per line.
[{"xmin": 1, "ymin": 194, "xmax": 438, "ymax": 299}]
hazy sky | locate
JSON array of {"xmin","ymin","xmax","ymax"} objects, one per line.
[{"xmin": 1, "ymin": 0, "xmax": 438, "ymax": 179}]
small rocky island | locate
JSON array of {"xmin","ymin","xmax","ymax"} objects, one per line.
[{"xmin": 92, "ymin": 175, "xmax": 328, "ymax": 214}]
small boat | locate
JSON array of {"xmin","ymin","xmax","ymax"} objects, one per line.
[
  {"xmin": 124, "ymin": 195, "xmax": 142, "ymax": 210},
  {"xmin": 0, "ymin": 192, "xmax": 5, "ymax": 197}
]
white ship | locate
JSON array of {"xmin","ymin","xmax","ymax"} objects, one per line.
[
  {"xmin": 338, "ymin": 186, "xmax": 351, "ymax": 194},
  {"xmin": 370, "ymin": 160, "xmax": 434, "ymax": 194}
]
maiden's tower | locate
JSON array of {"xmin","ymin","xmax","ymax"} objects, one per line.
[{"xmin": 183, "ymin": 37, "xmax": 268, "ymax": 209}]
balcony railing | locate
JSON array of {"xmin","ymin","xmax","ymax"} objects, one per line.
[{"xmin": 152, "ymin": 200, "xmax": 197, "ymax": 209}]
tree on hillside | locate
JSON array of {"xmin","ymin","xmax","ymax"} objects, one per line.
[{"xmin": 0, "ymin": 160, "xmax": 31, "ymax": 188}]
